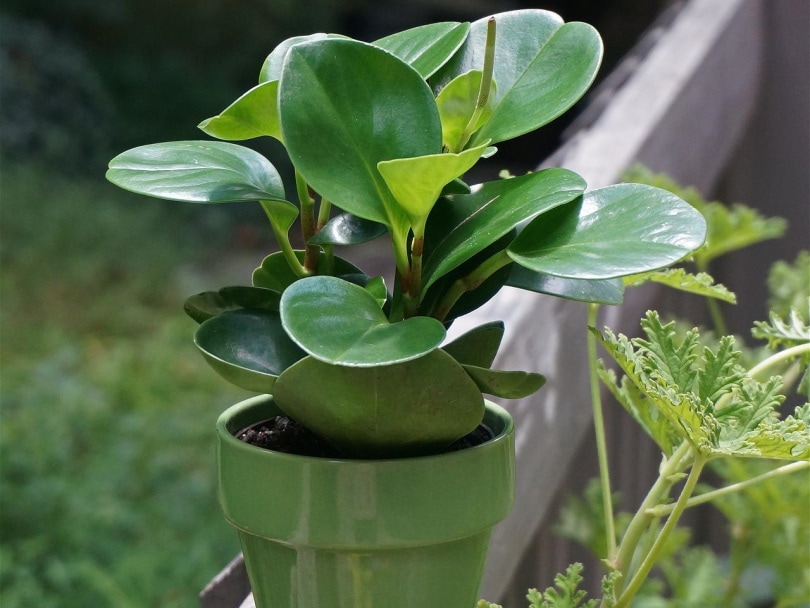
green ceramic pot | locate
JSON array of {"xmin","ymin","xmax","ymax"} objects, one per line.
[{"xmin": 217, "ymin": 394, "xmax": 515, "ymax": 608}]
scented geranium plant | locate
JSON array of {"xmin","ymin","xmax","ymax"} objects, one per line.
[{"xmin": 106, "ymin": 10, "xmax": 707, "ymax": 458}]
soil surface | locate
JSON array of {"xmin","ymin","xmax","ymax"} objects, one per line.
[{"xmin": 237, "ymin": 415, "xmax": 494, "ymax": 458}]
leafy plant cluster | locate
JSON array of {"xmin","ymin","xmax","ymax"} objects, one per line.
[
  {"xmin": 106, "ymin": 12, "xmax": 707, "ymax": 459},
  {"xmin": 482, "ymin": 170, "xmax": 809, "ymax": 607}
]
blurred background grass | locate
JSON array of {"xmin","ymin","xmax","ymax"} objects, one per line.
[{"xmin": 0, "ymin": 1, "xmax": 674, "ymax": 606}]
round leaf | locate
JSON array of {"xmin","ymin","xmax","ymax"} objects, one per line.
[
  {"xmin": 279, "ymin": 38, "xmax": 441, "ymax": 229},
  {"xmin": 307, "ymin": 213, "xmax": 387, "ymax": 246},
  {"xmin": 184, "ymin": 286, "xmax": 281, "ymax": 324},
  {"xmin": 461, "ymin": 364, "xmax": 546, "ymax": 399},
  {"xmin": 193, "ymin": 309, "xmax": 306, "ymax": 393},
  {"xmin": 507, "ymin": 184, "xmax": 708, "ymax": 279},
  {"xmin": 252, "ymin": 251, "xmax": 364, "ymax": 292},
  {"xmin": 280, "ymin": 276, "xmax": 446, "ymax": 366},
  {"xmin": 198, "ymin": 81, "xmax": 282, "ymax": 142},
  {"xmin": 273, "ymin": 350, "xmax": 484, "ymax": 458},
  {"xmin": 373, "ymin": 22, "xmax": 470, "ymax": 79},
  {"xmin": 442, "ymin": 321, "xmax": 505, "ymax": 368},
  {"xmin": 106, "ymin": 141, "xmax": 285, "ymax": 203}
]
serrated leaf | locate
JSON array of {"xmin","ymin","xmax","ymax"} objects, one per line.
[
  {"xmin": 596, "ymin": 312, "xmax": 809, "ymax": 460},
  {"xmin": 623, "ymin": 269, "xmax": 736, "ymax": 304},
  {"xmin": 752, "ymin": 309, "xmax": 810, "ymax": 349},
  {"xmin": 280, "ymin": 276, "xmax": 446, "ymax": 366},
  {"xmin": 198, "ymin": 81, "xmax": 281, "ymax": 141},
  {"xmin": 106, "ymin": 141, "xmax": 286, "ymax": 203}
]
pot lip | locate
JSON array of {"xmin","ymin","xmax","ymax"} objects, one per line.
[{"xmin": 216, "ymin": 393, "xmax": 514, "ymax": 465}]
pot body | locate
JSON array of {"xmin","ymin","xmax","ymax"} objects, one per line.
[{"xmin": 217, "ymin": 394, "xmax": 515, "ymax": 608}]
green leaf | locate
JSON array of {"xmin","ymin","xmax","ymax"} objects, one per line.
[
  {"xmin": 622, "ymin": 165, "xmax": 787, "ymax": 266},
  {"xmin": 623, "ymin": 268, "xmax": 737, "ymax": 303},
  {"xmin": 595, "ymin": 312, "xmax": 810, "ymax": 460},
  {"xmin": 279, "ymin": 276, "xmax": 446, "ymax": 366},
  {"xmin": 198, "ymin": 81, "xmax": 281, "ymax": 142},
  {"xmin": 508, "ymin": 267, "xmax": 624, "ymax": 305},
  {"xmin": 752, "ymin": 309, "xmax": 810, "ymax": 350},
  {"xmin": 307, "ymin": 213, "xmax": 387, "ymax": 246},
  {"xmin": 442, "ymin": 321, "xmax": 504, "ymax": 367},
  {"xmin": 273, "ymin": 349, "xmax": 484, "ymax": 458},
  {"xmin": 377, "ymin": 143, "xmax": 490, "ymax": 225},
  {"xmin": 258, "ymin": 33, "xmax": 342, "ymax": 83},
  {"xmin": 374, "ymin": 22, "xmax": 470, "ymax": 79},
  {"xmin": 106, "ymin": 141, "xmax": 286, "ymax": 203},
  {"xmin": 435, "ymin": 10, "xmax": 602, "ymax": 146},
  {"xmin": 508, "ymin": 184, "xmax": 707, "ymax": 279},
  {"xmin": 364, "ymin": 276, "xmax": 388, "ymax": 308},
  {"xmin": 461, "ymin": 364, "xmax": 545, "ymax": 399},
  {"xmin": 193, "ymin": 309, "xmax": 306, "ymax": 393},
  {"xmin": 252, "ymin": 251, "xmax": 363, "ymax": 292},
  {"xmin": 436, "ymin": 69, "xmax": 497, "ymax": 151},
  {"xmin": 279, "ymin": 38, "xmax": 441, "ymax": 234},
  {"xmin": 422, "ymin": 168, "xmax": 587, "ymax": 291},
  {"xmin": 184, "ymin": 286, "xmax": 281, "ymax": 323}
]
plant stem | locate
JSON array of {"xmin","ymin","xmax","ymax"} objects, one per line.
[
  {"xmin": 614, "ymin": 454, "xmax": 707, "ymax": 608},
  {"xmin": 698, "ymin": 260, "xmax": 728, "ymax": 336},
  {"xmin": 431, "ymin": 249, "xmax": 512, "ymax": 322},
  {"xmin": 611, "ymin": 440, "xmax": 693, "ymax": 592},
  {"xmin": 260, "ymin": 201, "xmax": 309, "ymax": 277},
  {"xmin": 295, "ymin": 170, "xmax": 320, "ymax": 271},
  {"xmin": 587, "ymin": 303, "xmax": 617, "ymax": 561},
  {"xmin": 748, "ymin": 342, "xmax": 810, "ymax": 380},
  {"xmin": 646, "ymin": 460, "xmax": 810, "ymax": 517},
  {"xmin": 316, "ymin": 197, "xmax": 332, "ymax": 230}
]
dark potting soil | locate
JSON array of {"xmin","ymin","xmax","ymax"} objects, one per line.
[{"xmin": 237, "ymin": 415, "xmax": 494, "ymax": 458}]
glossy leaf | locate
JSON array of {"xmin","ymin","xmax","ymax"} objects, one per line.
[
  {"xmin": 461, "ymin": 364, "xmax": 546, "ymax": 399},
  {"xmin": 184, "ymin": 286, "xmax": 281, "ymax": 324},
  {"xmin": 436, "ymin": 70, "xmax": 496, "ymax": 151},
  {"xmin": 422, "ymin": 168, "xmax": 587, "ymax": 291},
  {"xmin": 364, "ymin": 276, "xmax": 388, "ymax": 308},
  {"xmin": 442, "ymin": 321, "xmax": 505, "ymax": 368},
  {"xmin": 198, "ymin": 81, "xmax": 281, "ymax": 142},
  {"xmin": 280, "ymin": 276, "xmax": 446, "ymax": 366},
  {"xmin": 106, "ymin": 141, "xmax": 286, "ymax": 203},
  {"xmin": 252, "ymin": 251, "xmax": 363, "ymax": 292},
  {"xmin": 258, "ymin": 33, "xmax": 341, "ymax": 83},
  {"xmin": 507, "ymin": 266, "xmax": 625, "ymax": 305},
  {"xmin": 377, "ymin": 143, "xmax": 490, "ymax": 224},
  {"xmin": 373, "ymin": 22, "xmax": 470, "ymax": 79},
  {"xmin": 279, "ymin": 38, "xmax": 441, "ymax": 232},
  {"xmin": 308, "ymin": 213, "xmax": 387, "ymax": 246},
  {"xmin": 508, "ymin": 184, "xmax": 707, "ymax": 279},
  {"xmin": 193, "ymin": 309, "xmax": 305, "ymax": 393},
  {"xmin": 435, "ymin": 10, "xmax": 602, "ymax": 146},
  {"xmin": 273, "ymin": 350, "xmax": 484, "ymax": 457}
]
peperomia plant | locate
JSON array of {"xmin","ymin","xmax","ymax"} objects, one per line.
[{"xmin": 106, "ymin": 10, "xmax": 707, "ymax": 458}]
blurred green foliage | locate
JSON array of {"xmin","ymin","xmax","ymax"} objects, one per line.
[{"xmin": 0, "ymin": 164, "xmax": 248, "ymax": 607}]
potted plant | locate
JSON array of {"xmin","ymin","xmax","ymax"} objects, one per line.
[{"xmin": 105, "ymin": 10, "xmax": 707, "ymax": 608}]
